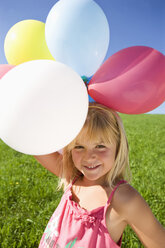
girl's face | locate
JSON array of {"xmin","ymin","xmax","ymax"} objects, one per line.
[{"xmin": 71, "ymin": 139, "xmax": 116, "ymax": 186}]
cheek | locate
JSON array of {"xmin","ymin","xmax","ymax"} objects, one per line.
[
  {"xmin": 71, "ymin": 151, "xmax": 81, "ymax": 165},
  {"xmin": 99, "ymin": 150, "xmax": 116, "ymax": 162},
  {"xmin": 98, "ymin": 150, "xmax": 111, "ymax": 158}
]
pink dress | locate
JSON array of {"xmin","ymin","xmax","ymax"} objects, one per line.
[{"xmin": 39, "ymin": 178, "xmax": 127, "ymax": 248}]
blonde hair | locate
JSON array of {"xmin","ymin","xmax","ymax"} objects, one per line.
[{"xmin": 58, "ymin": 102, "xmax": 131, "ymax": 190}]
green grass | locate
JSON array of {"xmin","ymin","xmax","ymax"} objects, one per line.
[{"xmin": 0, "ymin": 114, "xmax": 165, "ymax": 248}]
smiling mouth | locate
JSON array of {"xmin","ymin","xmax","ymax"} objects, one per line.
[{"xmin": 84, "ymin": 164, "xmax": 101, "ymax": 170}]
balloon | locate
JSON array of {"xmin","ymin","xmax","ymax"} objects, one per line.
[
  {"xmin": 88, "ymin": 46, "xmax": 165, "ymax": 114},
  {"xmin": 0, "ymin": 60, "xmax": 88, "ymax": 155},
  {"xmin": 4, "ymin": 20, "xmax": 54, "ymax": 65},
  {"xmin": 0, "ymin": 64, "xmax": 14, "ymax": 79},
  {"xmin": 45, "ymin": 0, "xmax": 110, "ymax": 77},
  {"xmin": 81, "ymin": 75, "xmax": 95, "ymax": 103}
]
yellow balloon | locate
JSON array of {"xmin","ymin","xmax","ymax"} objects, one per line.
[{"xmin": 4, "ymin": 19, "xmax": 55, "ymax": 65}]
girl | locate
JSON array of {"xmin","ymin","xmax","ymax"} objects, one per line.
[{"xmin": 35, "ymin": 103, "xmax": 165, "ymax": 248}]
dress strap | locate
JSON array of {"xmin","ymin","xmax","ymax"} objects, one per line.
[
  {"xmin": 71, "ymin": 175, "xmax": 80, "ymax": 185},
  {"xmin": 64, "ymin": 175, "xmax": 80, "ymax": 192},
  {"xmin": 104, "ymin": 180, "xmax": 127, "ymax": 212}
]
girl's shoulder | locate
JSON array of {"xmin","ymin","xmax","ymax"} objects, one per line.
[
  {"xmin": 111, "ymin": 182, "xmax": 149, "ymax": 220},
  {"xmin": 112, "ymin": 182, "xmax": 141, "ymax": 204}
]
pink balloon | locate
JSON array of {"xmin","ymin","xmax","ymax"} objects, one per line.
[
  {"xmin": 88, "ymin": 46, "xmax": 165, "ymax": 114},
  {"xmin": 0, "ymin": 64, "xmax": 15, "ymax": 79}
]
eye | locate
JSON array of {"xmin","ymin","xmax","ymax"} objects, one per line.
[
  {"xmin": 96, "ymin": 145, "xmax": 106, "ymax": 149},
  {"xmin": 74, "ymin": 145, "xmax": 84, "ymax": 149}
]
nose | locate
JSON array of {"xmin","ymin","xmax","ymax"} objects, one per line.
[{"xmin": 83, "ymin": 149, "xmax": 97, "ymax": 163}]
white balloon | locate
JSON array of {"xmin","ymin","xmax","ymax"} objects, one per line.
[{"xmin": 0, "ymin": 60, "xmax": 88, "ymax": 155}]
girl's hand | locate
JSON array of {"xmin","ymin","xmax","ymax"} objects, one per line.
[
  {"xmin": 113, "ymin": 184, "xmax": 165, "ymax": 248},
  {"xmin": 58, "ymin": 149, "xmax": 63, "ymax": 155}
]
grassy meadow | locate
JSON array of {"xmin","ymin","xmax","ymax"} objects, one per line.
[{"xmin": 0, "ymin": 114, "xmax": 165, "ymax": 248}]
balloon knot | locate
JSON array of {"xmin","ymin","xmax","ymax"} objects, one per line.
[{"xmin": 81, "ymin": 76, "xmax": 90, "ymax": 89}]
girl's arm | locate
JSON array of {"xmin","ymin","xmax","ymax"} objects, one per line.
[
  {"xmin": 34, "ymin": 152, "xmax": 63, "ymax": 177},
  {"xmin": 113, "ymin": 184, "xmax": 165, "ymax": 248}
]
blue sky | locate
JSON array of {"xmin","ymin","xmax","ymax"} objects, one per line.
[{"xmin": 0, "ymin": 0, "xmax": 164, "ymax": 114}]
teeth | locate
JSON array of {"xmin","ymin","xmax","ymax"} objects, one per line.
[{"xmin": 86, "ymin": 165, "xmax": 99, "ymax": 169}]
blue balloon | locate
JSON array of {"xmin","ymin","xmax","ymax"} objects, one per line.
[
  {"xmin": 45, "ymin": 0, "xmax": 110, "ymax": 77},
  {"xmin": 88, "ymin": 95, "xmax": 95, "ymax": 103}
]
